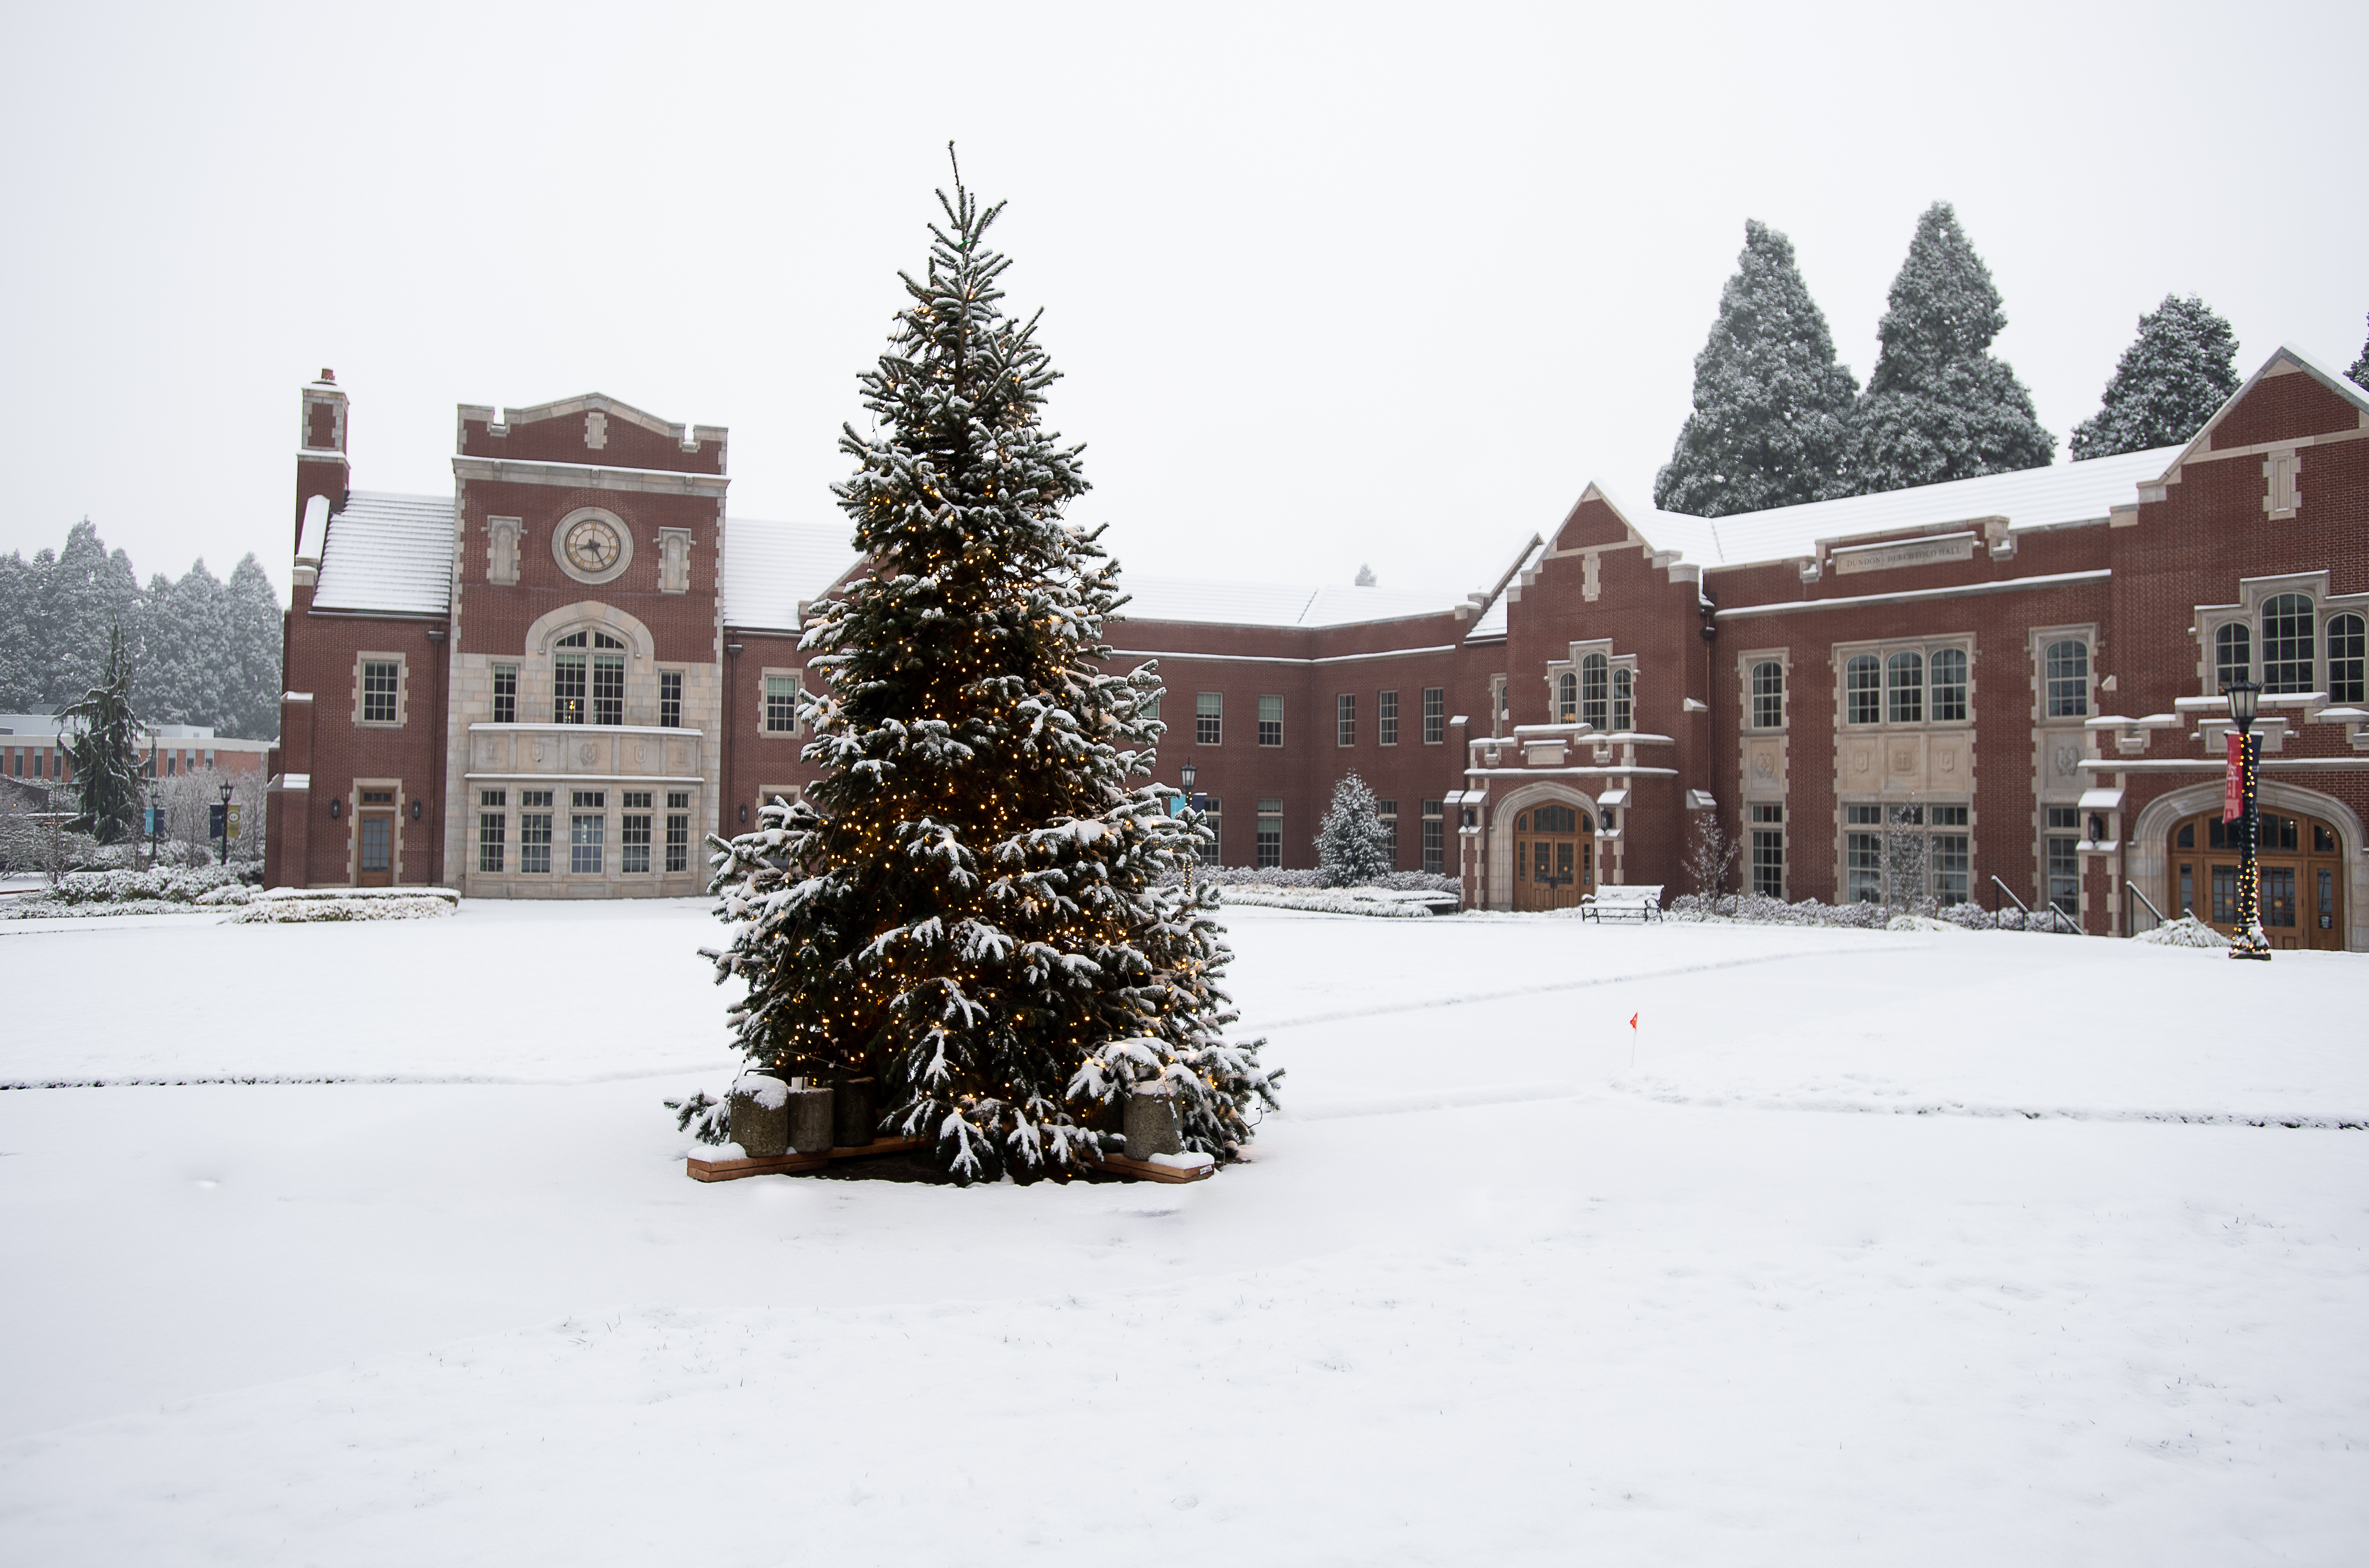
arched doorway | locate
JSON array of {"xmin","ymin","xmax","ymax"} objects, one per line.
[
  {"xmin": 1513, "ymin": 802, "xmax": 1594, "ymax": 911},
  {"xmin": 2168, "ymin": 808, "xmax": 2346, "ymax": 951}
]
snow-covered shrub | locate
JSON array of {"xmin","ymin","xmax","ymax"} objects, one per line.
[
  {"xmin": 50, "ymin": 864, "xmax": 252, "ymax": 904},
  {"xmin": 195, "ymin": 883, "xmax": 258, "ymax": 906},
  {"xmin": 1164, "ymin": 865, "xmax": 1458, "ymax": 895},
  {"xmin": 2135, "ymin": 914, "xmax": 2232, "ymax": 948},
  {"xmin": 1314, "ymin": 774, "xmax": 1394, "ymax": 888},
  {"xmin": 665, "ymin": 1090, "xmax": 730, "ymax": 1145},
  {"xmin": 229, "ymin": 894, "xmax": 457, "ymax": 923},
  {"xmin": 1216, "ymin": 885, "xmax": 1442, "ymax": 917}
]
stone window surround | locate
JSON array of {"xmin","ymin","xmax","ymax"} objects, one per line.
[
  {"xmin": 1748, "ymin": 800, "xmax": 1786, "ymax": 901},
  {"xmin": 354, "ymin": 653, "xmax": 408, "ymax": 728},
  {"xmin": 1835, "ymin": 798, "xmax": 1975, "ymax": 908},
  {"xmin": 347, "ymin": 776, "xmax": 405, "ymax": 884},
  {"xmin": 2195, "ymin": 571, "xmax": 2367, "ymax": 699},
  {"xmin": 1832, "ymin": 635, "xmax": 1975, "ymax": 731},
  {"xmin": 1544, "ymin": 640, "xmax": 1638, "ymax": 730},
  {"xmin": 1736, "ymin": 647, "xmax": 1791, "ymax": 732},
  {"xmin": 511, "ymin": 603, "xmax": 666, "ymax": 730},
  {"xmin": 2023, "ymin": 622, "xmax": 2097, "ymax": 725},
  {"xmin": 758, "ymin": 667, "xmax": 804, "ymax": 736}
]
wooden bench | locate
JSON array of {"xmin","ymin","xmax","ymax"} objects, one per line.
[
  {"xmin": 686, "ymin": 1136, "xmax": 925, "ymax": 1182},
  {"xmin": 1580, "ymin": 883, "xmax": 1664, "ymax": 922}
]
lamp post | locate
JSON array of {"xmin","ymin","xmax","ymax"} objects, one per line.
[
  {"xmin": 2224, "ymin": 679, "xmax": 2271, "ymax": 960},
  {"xmin": 1178, "ymin": 759, "xmax": 1199, "ymax": 898},
  {"xmin": 217, "ymin": 778, "xmax": 235, "ymax": 866},
  {"xmin": 147, "ymin": 782, "xmax": 161, "ymax": 867}
]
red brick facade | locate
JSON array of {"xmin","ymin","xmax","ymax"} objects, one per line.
[{"xmin": 265, "ymin": 351, "xmax": 2369, "ymax": 949}]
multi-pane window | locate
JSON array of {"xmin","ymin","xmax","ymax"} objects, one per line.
[
  {"xmin": 1750, "ymin": 662, "xmax": 1784, "ymax": 729},
  {"xmin": 1259, "ymin": 695, "xmax": 1283, "ymax": 748},
  {"xmin": 1886, "ymin": 651, "xmax": 1924, "ymax": 724},
  {"xmin": 621, "ymin": 791, "xmax": 653, "ymax": 874},
  {"xmin": 477, "ymin": 789, "xmax": 506, "ymax": 873},
  {"xmin": 1581, "ymin": 654, "xmax": 1609, "ymax": 730},
  {"xmin": 2329, "ymin": 613, "xmax": 2367, "ymax": 705},
  {"xmin": 592, "ymin": 655, "xmax": 624, "ymax": 725},
  {"xmin": 2045, "ymin": 805, "xmax": 2081, "ymax": 914},
  {"xmin": 1377, "ymin": 799, "xmax": 1398, "ymax": 867},
  {"xmin": 1930, "ymin": 805, "xmax": 1970, "ymax": 905},
  {"xmin": 570, "ymin": 789, "xmax": 606, "ymax": 874},
  {"xmin": 764, "ymin": 673, "xmax": 800, "ymax": 733},
  {"xmin": 659, "ymin": 670, "xmax": 683, "ymax": 729},
  {"xmin": 1256, "ymin": 798, "xmax": 1282, "ymax": 869},
  {"xmin": 1422, "ymin": 687, "xmax": 1444, "ymax": 744},
  {"xmin": 361, "ymin": 660, "xmax": 399, "ymax": 724},
  {"xmin": 2261, "ymin": 593, "xmax": 2315, "ymax": 693},
  {"xmin": 1750, "ymin": 803, "xmax": 1784, "ymax": 898},
  {"xmin": 491, "ymin": 664, "xmax": 518, "ymax": 725},
  {"xmin": 1490, "ymin": 675, "xmax": 1508, "ymax": 733},
  {"xmin": 1198, "ymin": 796, "xmax": 1222, "ymax": 867},
  {"xmin": 1378, "ymin": 690, "xmax": 1399, "ymax": 746},
  {"xmin": 519, "ymin": 790, "xmax": 554, "ymax": 874},
  {"xmin": 1555, "ymin": 671, "xmax": 1578, "ymax": 724},
  {"xmin": 1845, "ymin": 804, "xmax": 1883, "ymax": 902},
  {"xmin": 553, "ymin": 651, "xmax": 586, "ymax": 723},
  {"xmin": 1336, "ymin": 694, "xmax": 1356, "ymax": 747},
  {"xmin": 1196, "ymin": 692, "xmax": 1222, "ymax": 746},
  {"xmin": 554, "ymin": 631, "xmax": 625, "ymax": 724},
  {"xmin": 2044, "ymin": 640, "xmax": 2088, "ymax": 718},
  {"xmin": 665, "ymin": 791, "xmax": 691, "ymax": 873},
  {"xmin": 1931, "ymin": 648, "xmax": 1969, "ymax": 722},
  {"xmin": 2214, "ymin": 622, "xmax": 2251, "ymax": 695},
  {"xmin": 1844, "ymin": 655, "xmax": 1881, "ymax": 725},
  {"xmin": 1421, "ymin": 799, "xmax": 1444, "ymax": 875},
  {"xmin": 1612, "ymin": 669, "xmax": 1633, "ymax": 732}
]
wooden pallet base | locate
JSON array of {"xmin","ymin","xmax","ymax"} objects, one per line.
[
  {"xmin": 1084, "ymin": 1152, "xmax": 1218, "ymax": 1184},
  {"xmin": 686, "ymin": 1135, "xmax": 926, "ymax": 1183}
]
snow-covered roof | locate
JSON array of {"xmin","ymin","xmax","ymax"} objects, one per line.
[
  {"xmin": 1463, "ymin": 535, "xmax": 1545, "ymax": 642},
  {"xmin": 1112, "ymin": 576, "xmax": 1463, "ymax": 629},
  {"xmin": 720, "ymin": 518, "xmax": 861, "ymax": 632},
  {"xmin": 1600, "ymin": 445, "xmax": 2183, "ymax": 572},
  {"xmin": 312, "ymin": 491, "xmax": 456, "ymax": 616}
]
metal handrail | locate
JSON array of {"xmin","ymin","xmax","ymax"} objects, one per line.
[
  {"xmin": 2127, "ymin": 882, "xmax": 2167, "ymax": 927},
  {"xmin": 1989, "ymin": 876, "xmax": 2031, "ymax": 914}
]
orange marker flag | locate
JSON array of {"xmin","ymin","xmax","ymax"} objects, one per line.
[{"xmin": 1629, "ymin": 1013, "xmax": 1638, "ymax": 1030}]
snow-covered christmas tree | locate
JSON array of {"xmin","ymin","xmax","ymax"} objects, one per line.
[
  {"xmin": 60, "ymin": 623, "xmax": 145, "ymax": 844},
  {"xmin": 705, "ymin": 155, "xmax": 1277, "ymax": 1184},
  {"xmin": 1839, "ymin": 203, "xmax": 2054, "ymax": 493},
  {"xmin": 1315, "ymin": 773, "xmax": 1394, "ymax": 888},
  {"xmin": 1654, "ymin": 220, "xmax": 1860, "ymax": 516},
  {"xmin": 2069, "ymin": 295, "xmax": 2240, "ymax": 460}
]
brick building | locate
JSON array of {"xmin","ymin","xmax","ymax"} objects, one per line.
[{"xmin": 267, "ymin": 349, "xmax": 2369, "ymax": 950}]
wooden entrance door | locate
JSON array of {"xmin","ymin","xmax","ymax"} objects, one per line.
[
  {"xmin": 1513, "ymin": 803, "xmax": 1594, "ymax": 912},
  {"xmin": 357, "ymin": 788, "xmax": 396, "ymax": 886},
  {"xmin": 2169, "ymin": 809, "xmax": 2345, "ymax": 951}
]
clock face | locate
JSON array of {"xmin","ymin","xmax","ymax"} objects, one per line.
[{"xmin": 566, "ymin": 518, "xmax": 622, "ymax": 571}]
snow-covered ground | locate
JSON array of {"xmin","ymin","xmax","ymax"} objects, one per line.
[{"xmin": 1, "ymin": 903, "xmax": 2362, "ymax": 1563}]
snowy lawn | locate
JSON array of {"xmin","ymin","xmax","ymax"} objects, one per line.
[{"xmin": 1, "ymin": 902, "xmax": 2363, "ymax": 1563}]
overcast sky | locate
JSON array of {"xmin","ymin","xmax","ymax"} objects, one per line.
[{"xmin": 3, "ymin": 1, "xmax": 2362, "ymax": 607}]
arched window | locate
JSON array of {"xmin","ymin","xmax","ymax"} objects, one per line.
[
  {"xmin": 2044, "ymin": 640, "xmax": 2088, "ymax": 718},
  {"xmin": 1581, "ymin": 653, "xmax": 1609, "ymax": 730},
  {"xmin": 1844, "ymin": 654, "xmax": 1880, "ymax": 725},
  {"xmin": 2330, "ymin": 613, "xmax": 2367, "ymax": 705},
  {"xmin": 553, "ymin": 628, "xmax": 627, "ymax": 725},
  {"xmin": 1555, "ymin": 671, "xmax": 1577, "ymax": 724},
  {"xmin": 1930, "ymin": 648, "xmax": 1968, "ymax": 722},
  {"xmin": 2214, "ymin": 622, "xmax": 2251, "ymax": 695},
  {"xmin": 2262, "ymin": 594, "xmax": 2315, "ymax": 693},
  {"xmin": 1612, "ymin": 668, "xmax": 1633, "ymax": 732},
  {"xmin": 1886, "ymin": 651, "xmax": 1924, "ymax": 724},
  {"xmin": 1750, "ymin": 661, "xmax": 1784, "ymax": 729}
]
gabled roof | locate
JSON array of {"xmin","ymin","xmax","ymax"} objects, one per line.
[
  {"xmin": 1588, "ymin": 446, "xmax": 2182, "ymax": 573},
  {"xmin": 2146, "ymin": 342, "xmax": 2369, "ymax": 488},
  {"xmin": 312, "ymin": 491, "xmax": 455, "ymax": 615},
  {"xmin": 720, "ymin": 518, "xmax": 862, "ymax": 632}
]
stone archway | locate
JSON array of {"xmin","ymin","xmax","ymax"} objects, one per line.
[
  {"xmin": 2128, "ymin": 778, "xmax": 2367, "ymax": 952},
  {"xmin": 1485, "ymin": 780, "xmax": 1601, "ymax": 912}
]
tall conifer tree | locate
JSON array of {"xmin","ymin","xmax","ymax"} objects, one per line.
[
  {"xmin": 2348, "ymin": 314, "xmax": 2368, "ymax": 391},
  {"xmin": 224, "ymin": 554, "xmax": 285, "ymax": 740},
  {"xmin": 1840, "ymin": 203, "xmax": 2054, "ymax": 493},
  {"xmin": 706, "ymin": 156, "xmax": 1276, "ymax": 1183},
  {"xmin": 60, "ymin": 624, "xmax": 145, "ymax": 844},
  {"xmin": 1654, "ymin": 220, "xmax": 1860, "ymax": 515},
  {"xmin": 2069, "ymin": 295, "xmax": 2240, "ymax": 459}
]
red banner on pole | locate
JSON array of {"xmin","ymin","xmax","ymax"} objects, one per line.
[{"xmin": 2222, "ymin": 732, "xmax": 2245, "ymax": 822}]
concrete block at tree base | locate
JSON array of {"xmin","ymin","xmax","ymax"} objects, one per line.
[
  {"xmin": 728, "ymin": 1079, "xmax": 791, "ymax": 1158},
  {"xmin": 787, "ymin": 1087, "xmax": 836, "ymax": 1154},
  {"xmin": 1123, "ymin": 1086, "xmax": 1181, "ymax": 1161},
  {"xmin": 832, "ymin": 1078, "xmax": 879, "ymax": 1149}
]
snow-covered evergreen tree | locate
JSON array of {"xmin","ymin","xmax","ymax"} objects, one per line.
[
  {"xmin": 1839, "ymin": 203, "xmax": 2053, "ymax": 494},
  {"xmin": 2069, "ymin": 295, "xmax": 2240, "ymax": 459},
  {"xmin": 1314, "ymin": 773, "xmax": 1394, "ymax": 887},
  {"xmin": 35, "ymin": 521, "xmax": 143, "ymax": 707},
  {"xmin": 705, "ymin": 158, "xmax": 1276, "ymax": 1184},
  {"xmin": 2349, "ymin": 315, "xmax": 2368, "ymax": 391},
  {"xmin": 0, "ymin": 552, "xmax": 36, "ymax": 711},
  {"xmin": 1654, "ymin": 220, "xmax": 1860, "ymax": 516},
  {"xmin": 60, "ymin": 624, "xmax": 145, "ymax": 844},
  {"xmin": 223, "ymin": 554, "xmax": 285, "ymax": 740},
  {"xmin": 144, "ymin": 558, "xmax": 232, "ymax": 728}
]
